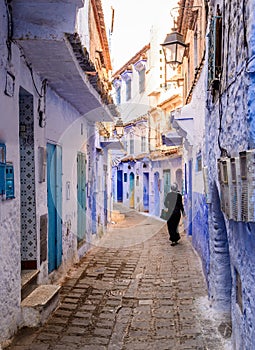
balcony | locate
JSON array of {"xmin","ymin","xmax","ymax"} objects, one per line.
[{"xmin": 12, "ymin": 0, "xmax": 113, "ymax": 121}]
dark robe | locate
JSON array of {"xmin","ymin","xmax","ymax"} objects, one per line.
[{"xmin": 164, "ymin": 191, "xmax": 184, "ymax": 242}]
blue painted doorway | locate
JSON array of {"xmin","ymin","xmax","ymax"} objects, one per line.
[
  {"xmin": 77, "ymin": 152, "xmax": 86, "ymax": 243},
  {"xmin": 154, "ymin": 172, "xmax": 160, "ymax": 216},
  {"xmin": 117, "ymin": 170, "xmax": 123, "ymax": 202},
  {"xmin": 47, "ymin": 143, "xmax": 62, "ymax": 273},
  {"xmin": 163, "ymin": 169, "xmax": 171, "ymax": 200},
  {"xmin": 143, "ymin": 172, "xmax": 149, "ymax": 212},
  {"xmin": 188, "ymin": 159, "xmax": 193, "ymax": 235},
  {"xmin": 129, "ymin": 172, "xmax": 135, "ymax": 208}
]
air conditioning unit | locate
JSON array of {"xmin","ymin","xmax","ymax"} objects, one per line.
[
  {"xmin": 239, "ymin": 150, "xmax": 255, "ymax": 222},
  {"xmin": 218, "ymin": 158, "xmax": 227, "ymax": 214},
  {"xmin": 230, "ymin": 157, "xmax": 241, "ymax": 221},
  {"xmin": 218, "ymin": 158, "xmax": 224, "ymax": 212},
  {"xmin": 221, "ymin": 158, "xmax": 232, "ymax": 219}
]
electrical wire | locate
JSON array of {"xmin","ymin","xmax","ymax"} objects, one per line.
[
  {"xmin": 26, "ymin": 62, "xmax": 44, "ymax": 98},
  {"xmin": 5, "ymin": 0, "xmax": 13, "ymax": 61}
]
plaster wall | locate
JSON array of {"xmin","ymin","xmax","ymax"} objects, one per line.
[
  {"xmin": 45, "ymin": 87, "xmax": 90, "ymax": 279},
  {"xmin": 12, "ymin": 0, "xmax": 82, "ymax": 41},
  {"xmin": 0, "ymin": 1, "xmax": 110, "ymax": 341},
  {"xmin": 77, "ymin": 1, "xmax": 90, "ymax": 50},
  {"xmin": 206, "ymin": 0, "xmax": 255, "ymax": 348},
  {"xmin": 178, "ymin": 63, "xmax": 208, "ymax": 272},
  {"xmin": 0, "ymin": 24, "xmax": 47, "ymax": 339},
  {"xmin": 116, "ymin": 49, "xmax": 150, "ymax": 124}
]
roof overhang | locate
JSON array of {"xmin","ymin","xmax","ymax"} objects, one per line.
[
  {"xmin": 162, "ymin": 130, "xmax": 183, "ymax": 146},
  {"xmin": 157, "ymin": 93, "xmax": 182, "ymax": 110},
  {"xmin": 12, "ymin": 0, "xmax": 113, "ymax": 121},
  {"xmin": 172, "ymin": 105, "xmax": 194, "ymax": 146},
  {"xmin": 100, "ymin": 140, "xmax": 124, "ymax": 150}
]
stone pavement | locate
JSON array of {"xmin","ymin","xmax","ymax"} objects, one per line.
[{"xmin": 6, "ymin": 205, "xmax": 231, "ymax": 350}]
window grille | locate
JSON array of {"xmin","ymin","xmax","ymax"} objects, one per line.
[
  {"xmin": 139, "ymin": 69, "xmax": 146, "ymax": 93},
  {"xmin": 141, "ymin": 136, "xmax": 146, "ymax": 152}
]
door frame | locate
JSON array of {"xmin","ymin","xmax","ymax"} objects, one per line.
[
  {"xmin": 47, "ymin": 143, "xmax": 62, "ymax": 273},
  {"xmin": 77, "ymin": 151, "xmax": 86, "ymax": 243}
]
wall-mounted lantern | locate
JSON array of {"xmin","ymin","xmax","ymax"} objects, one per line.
[
  {"xmin": 161, "ymin": 31, "xmax": 186, "ymax": 66},
  {"xmin": 115, "ymin": 117, "xmax": 124, "ymax": 138}
]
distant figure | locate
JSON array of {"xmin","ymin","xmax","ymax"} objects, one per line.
[{"xmin": 164, "ymin": 182, "xmax": 185, "ymax": 246}]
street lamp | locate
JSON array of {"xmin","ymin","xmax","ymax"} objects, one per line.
[
  {"xmin": 161, "ymin": 31, "xmax": 186, "ymax": 66},
  {"xmin": 115, "ymin": 117, "xmax": 124, "ymax": 138}
]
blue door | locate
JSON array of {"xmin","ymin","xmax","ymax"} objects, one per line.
[
  {"xmin": 154, "ymin": 172, "xmax": 160, "ymax": 216},
  {"xmin": 47, "ymin": 143, "xmax": 62, "ymax": 273},
  {"xmin": 92, "ymin": 192, "xmax": 97, "ymax": 234},
  {"xmin": 77, "ymin": 152, "xmax": 86, "ymax": 243},
  {"xmin": 129, "ymin": 172, "xmax": 135, "ymax": 208},
  {"xmin": 117, "ymin": 170, "xmax": 123, "ymax": 202},
  {"xmin": 104, "ymin": 166, "xmax": 108, "ymax": 226},
  {"xmin": 163, "ymin": 169, "xmax": 171, "ymax": 200},
  {"xmin": 143, "ymin": 172, "xmax": 149, "ymax": 212},
  {"xmin": 188, "ymin": 159, "xmax": 193, "ymax": 235}
]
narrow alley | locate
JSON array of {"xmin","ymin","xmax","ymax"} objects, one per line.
[{"xmin": 6, "ymin": 206, "xmax": 230, "ymax": 350}]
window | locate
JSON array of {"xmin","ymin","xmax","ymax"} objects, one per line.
[
  {"xmin": 124, "ymin": 173, "xmax": 127, "ymax": 182},
  {"xmin": 141, "ymin": 136, "xmax": 146, "ymax": 152},
  {"xmin": 116, "ymin": 86, "xmax": 121, "ymax": 104},
  {"xmin": 130, "ymin": 138, "xmax": 134, "ymax": 154},
  {"xmin": 139, "ymin": 69, "xmax": 146, "ymax": 93},
  {"xmin": 126, "ymin": 80, "xmax": 131, "ymax": 101},
  {"xmin": 208, "ymin": 7, "xmax": 222, "ymax": 87}
]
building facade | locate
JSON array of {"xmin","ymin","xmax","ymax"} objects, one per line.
[
  {"xmin": 206, "ymin": 0, "xmax": 255, "ymax": 348},
  {"xmin": 0, "ymin": 0, "xmax": 115, "ymax": 344},
  {"xmin": 111, "ymin": 36, "xmax": 183, "ymax": 217},
  {"xmin": 171, "ymin": 0, "xmax": 255, "ymax": 348},
  {"xmin": 164, "ymin": 0, "xmax": 209, "ymax": 264}
]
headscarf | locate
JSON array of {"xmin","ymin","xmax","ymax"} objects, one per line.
[{"xmin": 171, "ymin": 182, "xmax": 178, "ymax": 192}]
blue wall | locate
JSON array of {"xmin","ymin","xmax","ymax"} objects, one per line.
[
  {"xmin": 228, "ymin": 221, "xmax": 255, "ymax": 349},
  {"xmin": 192, "ymin": 192, "xmax": 210, "ymax": 284}
]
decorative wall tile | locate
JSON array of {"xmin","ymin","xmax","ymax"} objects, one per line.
[{"xmin": 19, "ymin": 93, "xmax": 37, "ymax": 262}]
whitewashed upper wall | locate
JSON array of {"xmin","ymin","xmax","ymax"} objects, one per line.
[
  {"xmin": 12, "ymin": 0, "xmax": 84, "ymax": 40},
  {"xmin": 76, "ymin": 2, "xmax": 90, "ymax": 50}
]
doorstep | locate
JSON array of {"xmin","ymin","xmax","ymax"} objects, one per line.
[{"xmin": 21, "ymin": 284, "xmax": 61, "ymax": 327}]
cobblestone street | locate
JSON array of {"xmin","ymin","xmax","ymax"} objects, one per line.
[{"xmin": 6, "ymin": 206, "xmax": 231, "ymax": 350}]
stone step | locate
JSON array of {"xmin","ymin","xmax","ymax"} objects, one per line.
[
  {"xmin": 21, "ymin": 284, "xmax": 61, "ymax": 327},
  {"xmin": 21, "ymin": 269, "xmax": 39, "ymax": 301},
  {"xmin": 111, "ymin": 210, "xmax": 125, "ymax": 223}
]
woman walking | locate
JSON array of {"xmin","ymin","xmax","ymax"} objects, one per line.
[{"xmin": 164, "ymin": 183, "xmax": 185, "ymax": 246}]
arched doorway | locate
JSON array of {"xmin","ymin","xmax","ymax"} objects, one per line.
[
  {"xmin": 129, "ymin": 172, "xmax": 135, "ymax": 208},
  {"xmin": 143, "ymin": 172, "xmax": 149, "ymax": 212},
  {"xmin": 117, "ymin": 169, "xmax": 123, "ymax": 202}
]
